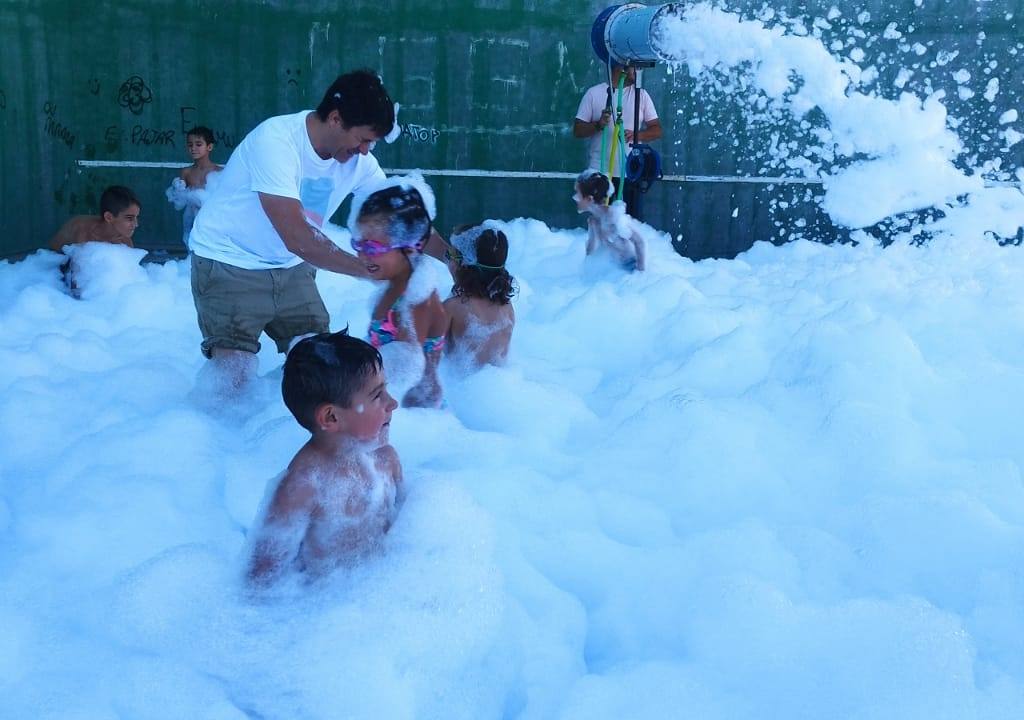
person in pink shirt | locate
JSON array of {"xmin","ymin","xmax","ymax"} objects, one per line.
[{"xmin": 573, "ymin": 63, "xmax": 662, "ymax": 220}]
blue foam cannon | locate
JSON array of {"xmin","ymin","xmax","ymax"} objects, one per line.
[
  {"xmin": 589, "ymin": 4, "xmax": 680, "ymax": 196},
  {"xmin": 590, "ymin": 3, "xmax": 682, "ymax": 69}
]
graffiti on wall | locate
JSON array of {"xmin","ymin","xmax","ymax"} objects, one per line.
[
  {"xmin": 43, "ymin": 101, "xmax": 76, "ymax": 148},
  {"xmin": 180, "ymin": 106, "xmax": 238, "ymax": 149},
  {"xmin": 402, "ymin": 123, "xmax": 440, "ymax": 144},
  {"xmin": 117, "ymin": 76, "xmax": 153, "ymax": 114}
]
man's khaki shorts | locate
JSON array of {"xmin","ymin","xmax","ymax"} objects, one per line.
[{"xmin": 191, "ymin": 255, "xmax": 329, "ymax": 358}]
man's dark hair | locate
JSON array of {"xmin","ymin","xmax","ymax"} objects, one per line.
[
  {"xmin": 576, "ymin": 170, "xmax": 612, "ymax": 202},
  {"xmin": 315, "ymin": 69, "xmax": 395, "ymax": 137},
  {"xmin": 282, "ymin": 330, "xmax": 384, "ymax": 432},
  {"xmin": 451, "ymin": 226, "xmax": 517, "ymax": 305},
  {"xmin": 187, "ymin": 125, "xmax": 215, "ymax": 144},
  {"xmin": 100, "ymin": 185, "xmax": 141, "ymax": 217}
]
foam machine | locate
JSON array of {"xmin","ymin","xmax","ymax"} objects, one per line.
[{"xmin": 589, "ymin": 3, "xmax": 681, "ymax": 197}]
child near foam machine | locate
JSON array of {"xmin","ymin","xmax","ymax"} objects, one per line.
[
  {"xmin": 573, "ymin": 168, "xmax": 647, "ymax": 272},
  {"xmin": 166, "ymin": 125, "xmax": 223, "ymax": 249}
]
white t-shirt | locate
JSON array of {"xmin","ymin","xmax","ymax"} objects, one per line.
[
  {"xmin": 189, "ymin": 110, "xmax": 386, "ymax": 270},
  {"xmin": 575, "ymin": 83, "xmax": 659, "ymax": 174}
]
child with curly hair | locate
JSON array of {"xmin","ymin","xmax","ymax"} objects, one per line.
[{"xmin": 442, "ymin": 221, "xmax": 516, "ymax": 366}]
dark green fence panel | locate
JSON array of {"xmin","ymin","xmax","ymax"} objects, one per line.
[{"xmin": 1, "ymin": 1, "xmax": 1020, "ymax": 259}]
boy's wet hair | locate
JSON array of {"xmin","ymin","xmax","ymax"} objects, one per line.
[
  {"xmin": 451, "ymin": 225, "xmax": 517, "ymax": 305},
  {"xmin": 316, "ymin": 69, "xmax": 395, "ymax": 137},
  {"xmin": 282, "ymin": 329, "xmax": 384, "ymax": 432},
  {"xmin": 576, "ymin": 170, "xmax": 612, "ymax": 202},
  {"xmin": 187, "ymin": 126, "xmax": 215, "ymax": 144},
  {"xmin": 100, "ymin": 185, "xmax": 141, "ymax": 217},
  {"xmin": 358, "ymin": 185, "xmax": 431, "ymax": 250}
]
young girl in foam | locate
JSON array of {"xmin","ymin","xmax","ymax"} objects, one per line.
[
  {"xmin": 442, "ymin": 221, "xmax": 517, "ymax": 367},
  {"xmin": 350, "ymin": 174, "xmax": 449, "ymax": 408},
  {"xmin": 574, "ymin": 169, "xmax": 647, "ymax": 272}
]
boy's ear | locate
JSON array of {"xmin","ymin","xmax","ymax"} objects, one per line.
[
  {"xmin": 102, "ymin": 211, "xmax": 115, "ymax": 223},
  {"xmin": 313, "ymin": 402, "xmax": 344, "ymax": 432}
]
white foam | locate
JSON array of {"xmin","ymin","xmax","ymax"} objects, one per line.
[
  {"xmin": 653, "ymin": 3, "xmax": 1022, "ymax": 237},
  {"xmin": 3, "ymin": 6, "xmax": 1024, "ymax": 718},
  {"xmin": 7, "ymin": 194, "xmax": 1024, "ymax": 720}
]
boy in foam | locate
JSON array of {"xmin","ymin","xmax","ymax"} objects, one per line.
[
  {"xmin": 246, "ymin": 330, "xmax": 402, "ymax": 586},
  {"xmin": 49, "ymin": 185, "xmax": 142, "ymax": 295},
  {"xmin": 180, "ymin": 125, "xmax": 223, "ymax": 190},
  {"xmin": 167, "ymin": 126, "xmax": 223, "ymax": 249},
  {"xmin": 49, "ymin": 185, "xmax": 140, "ymax": 252}
]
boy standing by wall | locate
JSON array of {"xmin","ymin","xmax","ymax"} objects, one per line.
[{"xmin": 167, "ymin": 125, "xmax": 223, "ymax": 248}]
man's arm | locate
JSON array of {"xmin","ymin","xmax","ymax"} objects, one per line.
[
  {"xmin": 573, "ymin": 110, "xmax": 612, "ymax": 139},
  {"xmin": 640, "ymin": 118, "xmax": 663, "ymax": 142},
  {"xmin": 258, "ymin": 193, "xmax": 369, "ymax": 278},
  {"xmin": 626, "ymin": 119, "xmax": 663, "ymax": 144},
  {"xmin": 421, "ymin": 228, "xmax": 451, "ymax": 273},
  {"xmin": 573, "ymin": 86, "xmax": 611, "ymax": 139}
]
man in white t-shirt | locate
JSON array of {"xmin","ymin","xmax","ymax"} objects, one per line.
[
  {"xmin": 573, "ymin": 64, "xmax": 662, "ymax": 220},
  {"xmin": 189, "ymin": 69, "xmax": 394, "ymax": 392}
]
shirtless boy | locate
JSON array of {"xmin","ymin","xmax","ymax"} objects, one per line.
[
  {"xmin": 49, "ymin": 185, "xmax": 140, "ymax": 251},
  {"xmin": 180, "ymin": 126, "xmax": 222, "ymax": 189},
  {"xmin": 246, "ymin": 330, "xmax": 403, "ymax": 586}
]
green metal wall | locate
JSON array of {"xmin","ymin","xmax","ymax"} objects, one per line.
[
  {"xmin": 1, "ymin": 1, "xmax": 1020, "ymax": 260},
  {"xmin": 0, "ymin": 0, "xmax": 606, "ymax": 258}
]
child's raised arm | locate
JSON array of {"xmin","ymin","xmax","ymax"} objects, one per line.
[{"xmin": 246, "ymin": 470, "xmax": 316, "ymax": 587}]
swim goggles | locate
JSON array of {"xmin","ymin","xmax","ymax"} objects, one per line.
[{"xmin": 351, "ymin": 237, "xmax": 393, "ymax": 257}]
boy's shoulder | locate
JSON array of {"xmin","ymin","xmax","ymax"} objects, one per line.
[
  {"xmin": 276, "ymin": 442, "xmax": 352, "ymax": 503},
  {"xmin": 275, "ymin": 450, "xmax": 321, "ymax": 500},
  {"xmin": 51, "ymin": 215, "xmax": 100, "ymax": 248},
  {"xmin": 64, "ymin": 214, "xmax": 97, "ymax": 229},
  {"xmin": 288, "ymin": 440, "xmax": 373, "ymax": 486}
]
